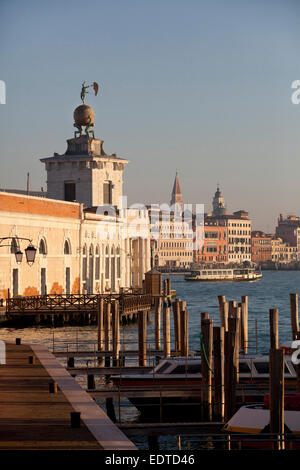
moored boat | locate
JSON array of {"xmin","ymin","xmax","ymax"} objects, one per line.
[
  {"xmin": 223, "ymin": 397, "xmax": 300, "ymax": 449},
  {"xmin": 184, "ymin": 267, "xmax": 262, "ymax": 282},
  {"xmin": 111, "ymin": 354, "xmax": 297, "ymax": 418}
]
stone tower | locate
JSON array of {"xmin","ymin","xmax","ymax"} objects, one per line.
[
  {"xmin": 41, "ymin": 99, "xmax": 129, "ymax": 209},
  {"xmin": 170, "ymin": 172, "xmax": 183, "ymax": 213},
  {"xmin": 212, "ymin": 185, "xmax": 227, "ymax": 217}
]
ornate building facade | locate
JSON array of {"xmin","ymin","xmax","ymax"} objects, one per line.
[{"xmin": 0, "ymin": 95, "xmax": 150, "ymax": 300}]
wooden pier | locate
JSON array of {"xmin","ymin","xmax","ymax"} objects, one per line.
[
  {"xmin": 5, "ymin": 293, "xmax": 152, "ymax": 325},
  {"xmin": 0, "ymin": 341, "xmax": 136, "ymax": 450}
]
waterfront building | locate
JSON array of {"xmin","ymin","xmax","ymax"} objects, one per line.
[
  {"xmin": 271, "ymin": 237, "xmax": 298, "ymax": 264},
  {"xmin": 0, "ymin": 96, "xmax": 150, "ymax": 301},
  {"xmin": 276, "ymin": 214, "xmax": 300, "ymax": 260},
  {"xmin": 196, "ymin": 187, "xmax": 251, "ymax": 265},
  {"xmin": 251, "ymin": 231, "xmax": 273, "ymax": 263},
  {"xmin": 149, "ymin": 173, "xmax": 194, "ymax": 269},
  {"xmin": 195, "ymin": 218, "xmax": 227, "ymax": 264}
]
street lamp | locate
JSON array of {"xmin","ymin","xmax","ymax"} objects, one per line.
[
  {"xmin": 15, "ymin": 250, "xmax": 23, "ymax": 264},
  {"xmin": 0, "ymin": 237, "xmax": 37, "ymax": 265},
  {"xmin": 24, "ymin": 244, "xmax": 37, "ymax": 265}
]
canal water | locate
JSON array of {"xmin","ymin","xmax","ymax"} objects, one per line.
[{"xmin": 1, "ymin": 271, "xmax": 299, "ymax": 449}]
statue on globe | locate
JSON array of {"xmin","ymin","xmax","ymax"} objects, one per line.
[
  {"xmin": 80, "ymin": 81, "xmax": 99, "ymax": 104},
  {"xmin": 74, "ymin": 81, "xmax": 99, "ymax": 137}
]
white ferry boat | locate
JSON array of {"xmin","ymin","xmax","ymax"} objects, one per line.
[{"xmin": 184, "ymin": 267, "xmax": 262, "ymax": 282}]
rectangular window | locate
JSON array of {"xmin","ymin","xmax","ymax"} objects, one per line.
[
  {"xmin": 13, "ymin": 269, "xmax": 18, "ymax": 296},
  {"xmin": 64, "ymin": 182, "xmax": 76, "ymax": 202},
  {"xmin": 117, "ymin": 257, "xmax": 121, "ymax": 278},
  {"xmin": 103, "ymin": 181, "xmax": 112, "ymax": 204},
  {"xmin": 95, "ymin": 257, "xmax": 100, "ymax": 280},
  {"xmin": 105, "ymin": 257, "xmax": 110, "ymax": 279}
]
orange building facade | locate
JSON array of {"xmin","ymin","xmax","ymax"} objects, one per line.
[{"xmin": 195, "ymin": 219, "xmax": 227, "ymax": 264}]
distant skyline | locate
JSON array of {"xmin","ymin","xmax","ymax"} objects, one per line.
[{"xmin": 1, "ymin": 0, "xmax": 300, "ymax": 232}]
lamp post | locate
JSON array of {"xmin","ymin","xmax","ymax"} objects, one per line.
[{"xmin": 0, "ymin": 237, "xmax": 37, "ymax": 265}]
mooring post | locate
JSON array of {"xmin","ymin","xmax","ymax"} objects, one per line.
[
  {"xmin": 290, "ymin": 293, "xmax": 299, "ymax": 341},
  {"xmin": 97, "ymin": 297, "xmax": 104, "ymax": 366},
  {"xmin": 270, "ymin": 348, "xmax": 285, "ymax": 450},
  {"xmin": 269, "ymin": 308, "xmax": 279, "ymax": 350},
  {"xmin": 228, "ymin": 300, "xmax": 237, "ymax": 318},
  {"xmin": 224, "ymin": 317, "xmax": 238, "ymax": 421},
  {"xmin": 180, "ymin": 308, "xmax": 189, "ymax": 357},
  {"xmin": 233, "ymin": 306, "xmax": 241, "ymax": 382},
  {"xmin": 138, "ymin": 310, "xmax": 147, "ymax": 367},
  {"xmin": 104, "ymin": 301, "xmax": 111, "ymax": 367},
  {"xmin": 172, "ymin": 298, "xmax": 181, "ymax": 354},
  {"xmin": 213, "ymin": 326, "xmax": 225, "ymax": 421},
  {"xmin": 112, "ymin": 300, "xmax": 120, "ymax": 366},
  {"xmin": 201, "ymin": 318, "xmax": 213, "ymax": 420},
  {"xmin": 97, "ymin": 297, "xmax": 104, "ymax": 351},
  {"xmin": 295, "ymin": 331, "xmax": 300, "ymax": 392},
  {"xmin": 241, "ymin": 295, "xmax": 248, "ymax": 354},
  {"xmin": 217, "ymin": 295, "xmax": 226, "ymax": 329},
  {"xmin": 163, "ymin": 302, "xmax": 171, "ymax": 358},
  {"xmin": 154, "ymin": 297, "xmax": 162, "ymax": 351}
]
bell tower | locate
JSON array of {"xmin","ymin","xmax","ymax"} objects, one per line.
[{"xmin": 40, "ymin": 83, "xmax": 129, "ymax": 209}]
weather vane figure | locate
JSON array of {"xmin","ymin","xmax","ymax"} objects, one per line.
[
  {"xmin": 74, "ymin": 81, "xmax": 100, "ymax": 138},
  {"xmin": 80, "ymin": 81, "xmax": 99, "ymax": 104}
]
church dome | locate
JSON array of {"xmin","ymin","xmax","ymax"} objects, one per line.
[{"xmin": 74, "ymin": 105, "xmax": 95, "ymax": 126}]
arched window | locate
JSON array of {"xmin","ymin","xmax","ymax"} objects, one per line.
[
  {"xmin": 39, "ymin": 239, "xmax": 47, "ymax": 255},
  {"xmin": 116, "ymin": 246, "xmax": 121, "ymax": 279},
  {"xmin": 105, "ymin": 245, "xmax": 110, "ymax": 279},
  {"xmin": 95, "ymin": 245, "xmax": 100, "ymax": 280},
  {"xmin": 64, "ymin": 240, "xmax": 71, "ymax": 254},
  {"xmin": 82, "ymin": 244, "xmax": 87, "ymax": 280},
  {"xmin": 89, "ymin": 245, "xmax": 94, "ymax": 257}
]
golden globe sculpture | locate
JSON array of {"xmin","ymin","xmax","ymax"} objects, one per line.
[{"xmin": 73, "ymin": 104, "xmax": 95, "ymax": 127}]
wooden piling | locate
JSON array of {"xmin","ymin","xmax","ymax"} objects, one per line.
[
  {"xmin": 213, "ymin": 326, "xmax": 225, "ymax": 421},
  {"xmin": 269, "ymin": 348, "xmax": 285, "ymax": 450},
  {"xmin": 154, "ymin": 297, "xmax": 162, "ymax": 351},
  {"xmin": 224, "ymin": 317, "xmax": 238, "ymax": 421},
  {"xmin": 104, "ymin": 302, "xmax": 111, "ymax": 367},
  {"xmin": 241, "ymin": 296, "xmax": 248, "ymax": 354},
  {"xmin": 138, "ymin": 310, "xmax": 147, "ymax": 367},
  {"xmin": 295, "ymin": 332, "xmax": 300, "ymax": 392},
  {"xmin": 172, "ymin": 299, "xmax": 181, "ymax": 354},
  {"xmin": 201, "ymin": 318, "xmax": 213, "ymax": 420},
  {"xmin": 180, "ymin": 308, "xmax": 189, "ymax": 356},
  {"xmin": 269, "ymin": 308, "xmax": 279, "ymax": 350},
  {"xmin": 228, "ymin": 300, "xmax": 237, "ymax": 318},
  {"xmin": 163, "ymin": 302, "xmax": 171, "ymax": 358},
  {"xmin": 97, "ymin": 297, "xmax": 104, "ymax": 352},
  {"xmin": 217, "ymin": 295, "xmax": 226, "ymax": 329},
  {"xmin": 290, "ymin": 293, "xmax": 299, "ymax": 341},
  {"xmin": 112, "ymin": 301, "xmax": 120, "ymax": 366}
]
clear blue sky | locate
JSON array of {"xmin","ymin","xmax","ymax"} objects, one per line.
[{"xmin": 1, "ymin": 0, "xmax": 300, "ymax": 231}]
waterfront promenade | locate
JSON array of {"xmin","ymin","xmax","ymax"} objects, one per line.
[{"xmin": 0, "ymin": 341, "xmax": 136, "ymax": 450}]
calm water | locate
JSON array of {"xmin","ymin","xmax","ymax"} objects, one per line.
[{"xmin": 1, "ymin": 270, "xmax": 299, "ymax": 449}]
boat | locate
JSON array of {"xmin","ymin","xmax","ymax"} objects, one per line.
[
  {"xmin": 184, "ymin": 267, "xmax": 262, "ymax": 282},
  {"xmin": 111, "ymin": 354, "xmax": 297, "ymax": 418},
  {"xmin": 223, "ymin": 396, "xmax": 300, "ymax": 449}
]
